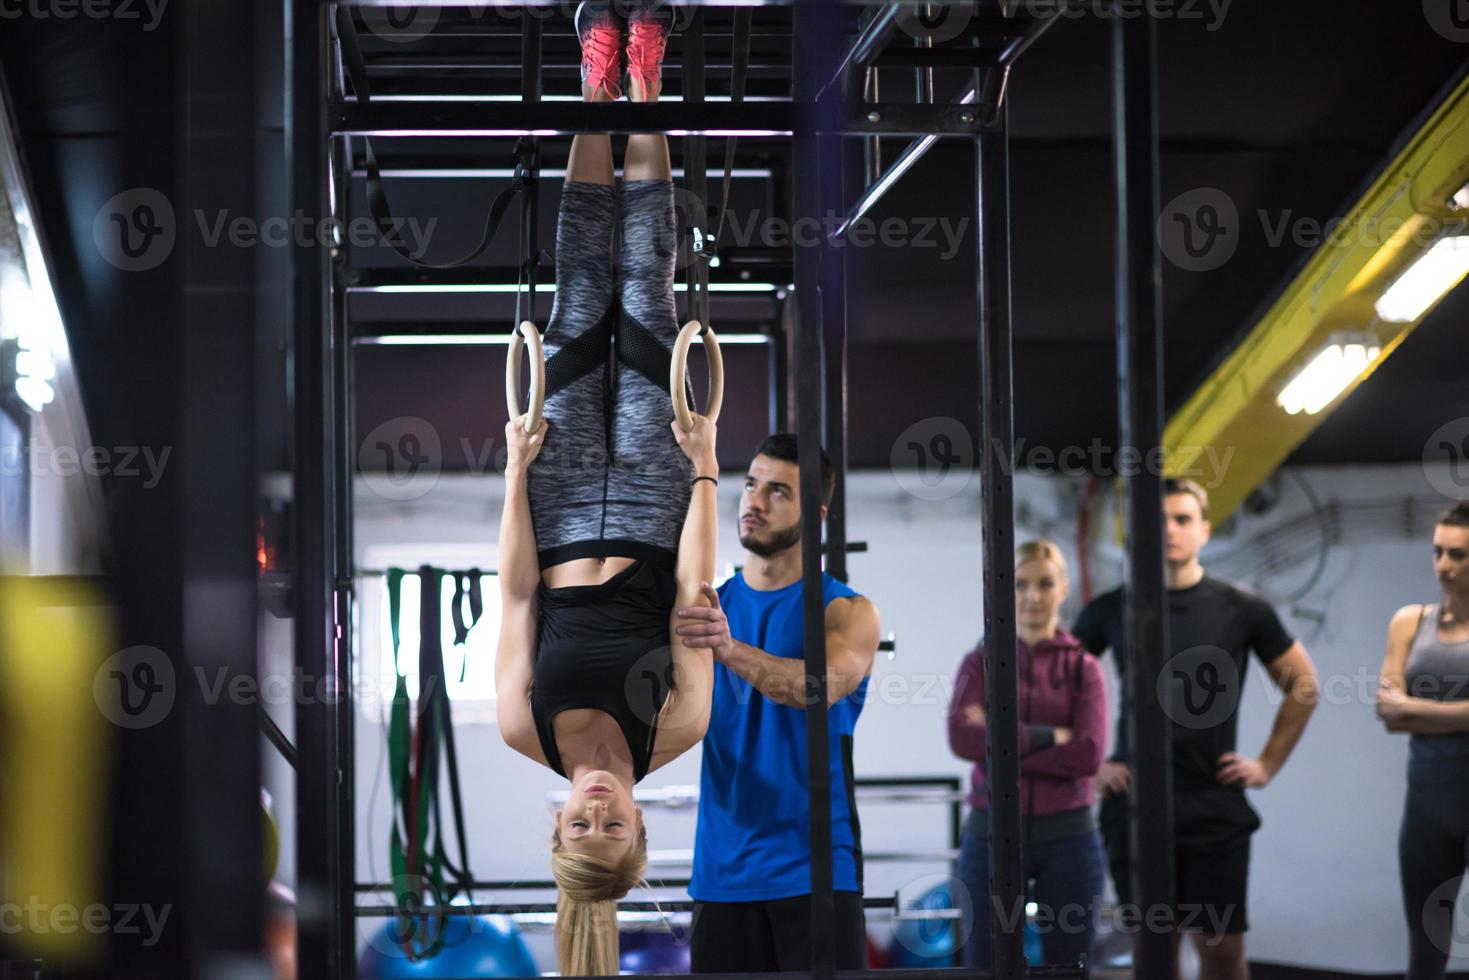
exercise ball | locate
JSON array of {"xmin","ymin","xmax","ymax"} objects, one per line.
[
  {"xmin": 889, "ymin": 883, "xmax": 957, "ymax": 968},
  {"xmin": 959, "ymin": 899, "xmax": 1045, "ymax": 967},
  {"xmin": 359, "ymin": 913, "xmax": 537, "ymax": 978},
  {"xmin": 620, "ymin": 929, "xmax": 691, "ymax": 974},
  {"xmin": 1024, "ymin": 916, "xmax": 1043, "ymax": 963}
]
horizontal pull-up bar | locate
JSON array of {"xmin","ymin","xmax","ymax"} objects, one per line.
[
  {"xmin": 329, "ymin": 100, "xmax": 988, "ymax": 136},
  {"xmin": 355, "ymin": 901, "xmax": 964, "ymax": 920},
  {"xmin": 346, "ymin": 165, "xmax": 775, "ymax": 178},
  {"xmin": 344, "ymin": 280, "xmax": 781, "ymax": 294},
  {"xmin": 337, "ymin": 0, "xmax": 799, "ymax": 6}
]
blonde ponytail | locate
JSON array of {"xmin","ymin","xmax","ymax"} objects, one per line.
[{"xmin": 551, "ymin": 818, "xmax": 649, "ymax": 976}]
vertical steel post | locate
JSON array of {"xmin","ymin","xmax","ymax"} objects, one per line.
[
  {"xmin": 181, "ymin": 0, "xmax": 265, "ymax": 970},
  {"xmin": 819, "ymin": 140, "xmax": 854, "ymax": 585},
  {"xmin": 977, "ymin": 99, "xmax": 1024, "ymax": 980},
  {"xmin": 522, "ymin": 6, "xmax": 543, "ymax": 322},
  {"xmin": 793, "ymin": 0, "xmax": 842, "ymax": 975},
  {"xmin": 915, "ymin": 2, "xmax": 934, "ymax": 103},
  {"xmin": 330, "ymin": 127, "xmax": 356, "ymax": 979},
  {"xmin": 1114, "ymin": 11, "xmax": 1176, "ymax": 980},
  {"xmin": 863, "ymin": 68, "xmax": 882, "ymax": 188},
  {"xmin": 290, "ymin": 1, "xmax": 342, "ymax": 977},
  {"xmin": 683, "ymin": 8, "xmax": 709, "ymax": 328},
  {"xmin": 769, "ymin": 311, "xmax": 787, "ymax": 434}
]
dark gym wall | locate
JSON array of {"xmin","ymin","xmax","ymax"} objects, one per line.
[
  {"xmin": 1, "ymin": 10, "xmax": 192, "ymax": 975},
  {"xmin": 1, "ymin": 0, "xmax": 284, "ymax": 973}
]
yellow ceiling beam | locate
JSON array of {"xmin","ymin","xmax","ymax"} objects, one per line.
[{"xmin": 1163, "ymin": 74, "xmax": 1469, "ymax": 521}]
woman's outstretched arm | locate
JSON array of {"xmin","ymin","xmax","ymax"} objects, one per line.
[
  {"xmin": 499, "ymin": 417, "xmax": 547, "ymax": 601},
  {"xmin": 497, "ymin": 416, "xmax": 549, "ymax": 765},
  {"xmin": 649, "ymin": 416, "xmax": 719, "ymax": 766},
  {"xmin": 672, "ymin": 415, "xmax": 719, "ymax": 595}
]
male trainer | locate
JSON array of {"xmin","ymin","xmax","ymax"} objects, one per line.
[
  {"xmin": 1072, "ymin": 478, "xmax": 1319, "ymax": 980},
  {"xmin": 675, "ymin": 433, "xmax": 882, "ymax": 972}
]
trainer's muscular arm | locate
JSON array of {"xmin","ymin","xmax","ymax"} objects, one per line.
[
  {"xmin": 677, "ymin": 593, "xmax": 881, "ymax": 709},
  {"xmin": 1218, "ymin": 641, "xmax": 1318, "ymax": 787}
]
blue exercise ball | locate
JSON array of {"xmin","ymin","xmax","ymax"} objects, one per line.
[
  {"xmin": 359, "ymin": 913, "xmax": 538, "ymax": 978},
  {"xmin": 620, "ymin": 929, "xmax": 691, "ymax": 974},
  {"xmin": 1024, "ymin": 916, "xmax": 1043, "ymax": 962},
  {"xmin": 890, "ymin": 883, "xmax": 958, "ymax": 968}
]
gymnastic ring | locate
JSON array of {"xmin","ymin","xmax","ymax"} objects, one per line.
[
  {"xmin": 505, "ymin": 320, "xmax": 545, "ymax": 434},
  {"xmin": 670, "ymin": 320, "xmax": 723, "ymax": 433}
]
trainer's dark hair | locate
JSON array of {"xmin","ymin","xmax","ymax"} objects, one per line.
[
  {"xmin": 1439, "ymin": 501, "xmax": 1469, "ymax": 528},
  {"xmin": 1163, "ymin": 477, "xmax": 1210, "ymax": 521},
  {"xmin": 753, "ymin": 433, "xmax": 836, "ymax": 507}
]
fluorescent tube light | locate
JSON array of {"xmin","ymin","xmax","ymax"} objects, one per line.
[
  {"xmin": 1374, "ymin": 235, "xmax": 1469, "ymax": 323},
  {"xmin": 1276, "ymin": 335, "xmax": 1381, "ymax": 416},
  {"xmin": 0, "ymin": 275, "xmax": 58, "ymax": 412}
]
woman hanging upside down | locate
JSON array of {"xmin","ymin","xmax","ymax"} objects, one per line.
[{"xmin": 495, "ymin": 1, "xmax": 715, "ymax": 974}]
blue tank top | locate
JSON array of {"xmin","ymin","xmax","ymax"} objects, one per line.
[{"xmin": 690, "ymin": 570, "xmax": 868, "ymax": 902}]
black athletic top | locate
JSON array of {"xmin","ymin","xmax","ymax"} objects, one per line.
[
  {"xmin": 531, "ymin": 558, "xmax": 677, "ymax": 783},
  {"xmin": 1072, "ymin": 575, "xmax": 1294, "ymax": 847}
]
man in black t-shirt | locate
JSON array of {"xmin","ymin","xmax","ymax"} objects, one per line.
[{"xmin": 1072, "ymin": 478, "xmax": 1319, "ymax": 980}]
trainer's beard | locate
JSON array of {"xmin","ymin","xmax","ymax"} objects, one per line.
[{"xmin": 739, "ymin": 520, "xmax": 802, "ymax": 559}]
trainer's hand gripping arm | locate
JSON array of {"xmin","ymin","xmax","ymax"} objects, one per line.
[{"xmin": 678, "ymin": 593, "xmax": 881, "ymax": 710}]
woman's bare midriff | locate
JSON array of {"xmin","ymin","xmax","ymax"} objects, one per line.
[{"xmin": 541, "ymin": 555, "xmax": 638, "ymax": 590}]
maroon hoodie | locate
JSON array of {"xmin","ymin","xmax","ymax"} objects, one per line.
[{"xmin": 947, "ymin": 630, "xmax": 1107, "ymax": 815}]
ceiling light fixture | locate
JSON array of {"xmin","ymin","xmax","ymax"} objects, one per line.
[
  {"xmin": 1373, "ymin": 233, "xmax": 1469, "ymax": 323},
  {"xmin": 1276, "ymin": 333, "xmax": 1381, "ymax": 416},
  {"xmin": 0, "ymin": 273, "xmax": 56, "ymax": 412}
]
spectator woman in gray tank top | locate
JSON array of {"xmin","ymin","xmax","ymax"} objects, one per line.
[{"xmin": 1377, "ymin": 501, "xmax": 1469, "ymax": 980}]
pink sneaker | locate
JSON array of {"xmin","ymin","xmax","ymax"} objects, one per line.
[
  {"xmin": 625, "ymin": 1, "xmax": 674, "ymax": 99},
  {"xmin": 576, "ymin": 1, "xmax": 624, "ymax": 101}
]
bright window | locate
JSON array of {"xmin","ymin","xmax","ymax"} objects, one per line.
[{"xmin": 372, "ymin": 569, "xmax": 502, "ymax": 706}]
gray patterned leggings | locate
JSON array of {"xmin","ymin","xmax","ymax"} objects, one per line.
[{"xmin": 526, "ymin": 179, "xmax": 693, "ymax": 569}]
